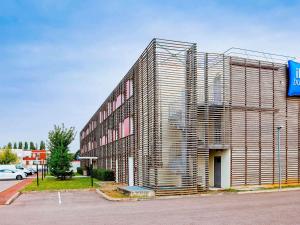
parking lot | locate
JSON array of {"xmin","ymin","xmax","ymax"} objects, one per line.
[
  {"xmin": 0, "ymin": 180, "xmax": 21, "ymax": 192},
  {"xmin": 1, "ymin": 189, "xmax": 300, "ymax": 225}
]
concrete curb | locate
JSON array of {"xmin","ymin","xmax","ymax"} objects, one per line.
[
  {"xmin": 237, "ymin": 187, "xmax": 300, "ymax": 194},
  {"xmin": 95, "ymin": 189, "xmax": 147, "ymax": 201},
  {"xmin": 95, "ymin": 189, "xmax": 227, "ymax": 201},
  {"xmin": 5, "ymin": 192, "xmax": 21, "ymax": 205}
]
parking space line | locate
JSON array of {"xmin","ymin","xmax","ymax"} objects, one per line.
[{"xmin": 58, "ymin": 192, "xmax": 62, "ymax": 205}]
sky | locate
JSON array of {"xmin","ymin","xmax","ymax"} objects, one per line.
[{"xmin": 0, "ymin": 0, "xmax": 300, "ymax": 151}]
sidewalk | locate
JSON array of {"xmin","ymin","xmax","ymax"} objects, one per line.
[{"xmin": 0, "ymin": 178, "xmax": 33, "ymax": 205}]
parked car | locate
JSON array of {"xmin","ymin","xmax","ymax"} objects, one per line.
[
  {"xmin": 16, "ymin": 165, "xmax": 31, "ymax": 176},
  {"xmin": 0, "ymin": 164, "xmax": 30, "ymax": 176},
  {"xmin": 0, "ymin": 169, "xmax": 26, "ymax": 180},
  {"xmin": 28, "ymin": 168, "xmax": 36, "ymax": 174}
]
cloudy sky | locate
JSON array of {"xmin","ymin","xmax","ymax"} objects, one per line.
[{"xmin": 0, "ymin": 0, "xmax": 299, "ymax": 151}]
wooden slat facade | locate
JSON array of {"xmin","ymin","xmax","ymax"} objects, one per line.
[{"xmin": 80, "ymin": 38, "xmax": 300, "ymax": 195}]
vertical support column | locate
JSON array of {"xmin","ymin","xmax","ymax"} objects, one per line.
[
  {"xmin": 153, "ymin": 39, "xmax": 158, "ymax": 191},
  {"xmin": 259, "ymin": 61, "xmax": 262, "ymax": 185},
  {"xmin": 229, "ymin": 57, "xmax": 233, "ymax": 187},
  {"xmin": 244, "ymin": 59, "xmax": 248, "ymax": 185},
  {"xmin": 204, "ymin": 53, "xmax": 209, "ymax": 190},
  {"xmin": 272, "ymin": 64, "xmax": 275, "ymax": 184}
]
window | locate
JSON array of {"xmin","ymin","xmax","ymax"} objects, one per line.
[
  {"xmin": 123, "ymin": 117, "xmax": 130, "ymax": 137},
  {"xmin": 116, "ymin": 94, "xmax": 124, "ymax": 109},
  {"xmin": 126, "ymin": 80, "xmax": 133, "ymax": 99},
  {"xmin": 99, "ymin": 111, "xmax": 103, "ymax": 123},
  {"xmin": 108, "ymin": 102, "xmax": 112, "ymax": 115}
]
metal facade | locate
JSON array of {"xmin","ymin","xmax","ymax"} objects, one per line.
[{"xmin": 80, "ymin": 38, "xmax": 300, "ymax": 195}]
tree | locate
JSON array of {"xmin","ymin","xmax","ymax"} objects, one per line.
[
  {"xmin": 0, "ymin": 148, "xmax": 18, "ymax": 164},
  {"xmin": 18, "ymin": 142, "xmax": 23, "ymax": 149},
  {"xmin": 7, "ymin": 142, "xmax": 12, "ymax": 149},
  {"xmin": 74, "ymin": 149, "xmax": 80, "ymax": 160},
  {"xmin": 48, "ymin": 124, "xmax": 76, "ymax": 179},
  {"xmin": 39, "ymin": 140, "xmax": 46, "ymax": 150},
  {"xmin": 29, "ymin": 142, "xmax": 35, "ymax": 150},
  {"xmin": 24, "ymin": 142, "xmax": 28, "ymax": 150},
  {"xmin": 13, "ymin": 142, "xmax": 17, "ymax": 149}
]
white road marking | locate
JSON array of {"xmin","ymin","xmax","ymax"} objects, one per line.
[{"xmin": 58, "ymin": 192, "xmax": 62, "ymax": 205}]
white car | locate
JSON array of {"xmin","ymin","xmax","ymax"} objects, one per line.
[{"xmin": 0, "ymin": 169, "xmax": 26, "ymax": 180}]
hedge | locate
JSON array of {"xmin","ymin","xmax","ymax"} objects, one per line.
[
  {"xmin": 77, "ymin": 167, "xmax": 83, "ymax": 175},
  {"xmin": 92, "ymin": 168, "xmax": 114, "ymax": 181}
]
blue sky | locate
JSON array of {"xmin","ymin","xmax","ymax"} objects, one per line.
[{"xmin": 0, "ymin": 0, "xmax": 299, "ymax": 151}]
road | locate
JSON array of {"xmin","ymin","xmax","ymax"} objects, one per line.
[{"xmin": 1, "ymin": 190, "xmax": 300, "ymax": 225}]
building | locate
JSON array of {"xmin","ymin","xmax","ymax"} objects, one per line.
[
  {"xmin": 22, "ymin": 150, "xmax": 47, "ymax": 167},
  {"xmin": 80, "ymin": 38, "xmax": 300, "ymax": 195}
]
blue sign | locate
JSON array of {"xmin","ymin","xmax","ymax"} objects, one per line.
[{"xmin": 288, "ymin": 60, "xmax": 300, "ymax": 97}]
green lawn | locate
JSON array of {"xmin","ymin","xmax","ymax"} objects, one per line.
[{"xmin": 23, "ymin": 177, "xmax": 99, "ymax": 192}]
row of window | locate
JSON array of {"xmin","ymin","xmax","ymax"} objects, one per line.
[
  {"xmin": 81, "ymin": 79, "xmax": 133, "ymax": 143},
  {"xmin": 99, "ymin": 80, "xmax": 133, "ymax": 123},
  {"xmin": 100, "ymin": 117, "xmax": 133, "ymax": 146}
]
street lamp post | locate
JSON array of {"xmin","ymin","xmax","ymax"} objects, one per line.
[
  {"xmin": 35, "ymin": 157, "xmax": 39, "ymax": 187},
  {"xmin": 277, "ymin": 126, "xmax": 282, "ymax": 190}
]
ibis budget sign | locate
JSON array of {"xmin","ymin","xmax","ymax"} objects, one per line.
[{"xmin": 288, "ymin": 60, "xmax": 300, "ymax": 97}]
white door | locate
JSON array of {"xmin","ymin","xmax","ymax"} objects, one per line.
[{"xmin": 128, "ymin": 157, "xmax": 134, "ymax": 186}]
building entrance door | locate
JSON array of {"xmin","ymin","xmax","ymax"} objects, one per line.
[{"xmin": 214, "ymin": 156, "xmax": 221, "ymax": 188}]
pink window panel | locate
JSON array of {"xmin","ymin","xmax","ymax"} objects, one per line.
[
  {"xmin": 116, "ymin": 94, "xmax": 123, "ymax": 109},
  {"xmin": 112, "ymin": 129, "xmax": 115, "ymax": 141},
  {"xmin": 126, "ymin": 80, "xmax": 133, "ymax": 99},
  {"xmin": 123, "ymin": 117, "xmax": 130, "ymax": 137},
  {"xmin": 102, "ymin": 136, "xmax": 106, "ymax": 145},
  {"xmin": 99, "ymin": 111, "xmax": 102, "ymax": 123},
  {"xmin": 112, "ymin": 100, "xmax": 116, "ymax": 111},
  {"xmin": 107, "ymin": 102, "xmax": 111, "ymax": 115}
]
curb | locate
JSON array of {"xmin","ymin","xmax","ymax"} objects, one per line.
[
  {"xmin": 5, "ymin": 192, "xmax": 21, "ymax": 205},
  {"xmin": 95, "ymin": 189, "xmax": 226, "ymax": 201},
  {"xmin": 237, "ymin": 187, "xmax": 300, "ymax": 194},
  {"xmin": 95, "ymin": 189, "xmax": 145, "ymax": 201}
]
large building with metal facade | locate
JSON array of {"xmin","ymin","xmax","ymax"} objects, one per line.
[{"xmin": 80, "ymin": 38, "xmax": 300, "ymax": 195}]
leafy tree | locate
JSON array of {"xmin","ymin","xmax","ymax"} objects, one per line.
[
  {"xmin": 0, "ymin": 148, "xmax": 18, "ymax": 164},
  {"xmin": 29, "ymin": 142, "xmax": 35, "ymax": 150},
  {"xmin": 7, "ymin": 142, "xmax": 12, "ymax": 149},
  {"xmin": 18, "ymin": 142, "xmax": 23, "ymax": 149},
  {"xmin": 24, "ymin": 142, "xmax": 28, "ymax": 150},
  {"xmin": 74, "ymin": 149, "xmax": 80, "ymax": 160},
  {"xmin": 13, "ymin": 142, "xmax": 17, "ymax": 149},
  {"xmin": 39, "ymin": 140, "xmax": 46, "ymax": 150},
  {"xmin": 48, "ymin": 124, "xmax": 76, "ymax": 180}
]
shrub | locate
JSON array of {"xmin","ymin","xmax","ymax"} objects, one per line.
[
  {"xmin": 77, "ymin": 167, "xmax": 83, "ymax": 175},
  {"xmin": 92, "ymin": 168, "xmax": 114, "ymax": 181}
]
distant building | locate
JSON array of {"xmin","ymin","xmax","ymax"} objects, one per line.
[{"xmin": 23, "ymin": 150, "xmax": 47, "ymax": 166}]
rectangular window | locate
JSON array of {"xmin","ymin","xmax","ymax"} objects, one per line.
[
  {"xmin": 123, "ymin": 117, "xmax": 130, "ymax": 137},
  {"xmin": 126, "ymin": 80, "xmax": 133, "ymax": 99},
  {"xmin": 99, "ymin": 111, "xmax": 102, "ymax": 123},
  {"xmin": 116, "ymin": 94, "xmax": 124, "ymax": 109}
]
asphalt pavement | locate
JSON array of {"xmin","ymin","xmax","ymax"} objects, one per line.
[{"xmin": 1, "ymin": 189, "xmax": 300, "ymax": 225}]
